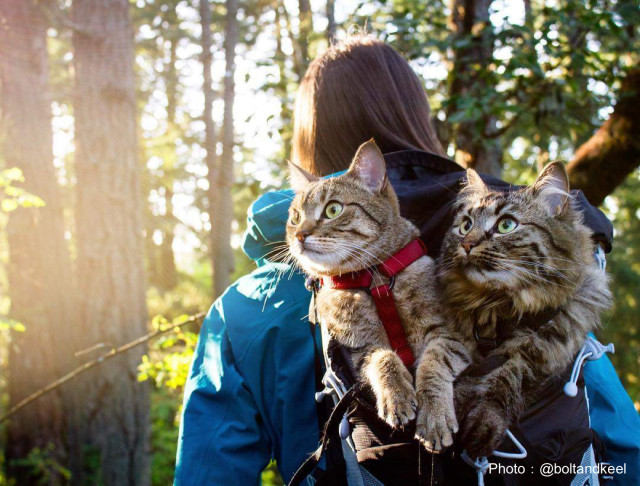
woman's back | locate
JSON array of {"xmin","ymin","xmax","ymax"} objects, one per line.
[
  {"xmin": 175, "ymin": 151, "xmax": 640, "ymax": 484},
  {"xmin": 178, "ymin": 34, "xmax": 638, "ymax": 486},
  {"xmin": 175, "ymin": 190, "xmax": 319, "ymax": 484}
]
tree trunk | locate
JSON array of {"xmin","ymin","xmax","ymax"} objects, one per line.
[
  {"xmin": 159, "ymin": 35, "xmax": 179, "ymax": 291},
  {"xmin": 275, "ymin": 4, "xmax": 293, "ymax": 159},
  {"xmin": 448, "ymin": 0, "xmax": 503, "ymax": 176},
  {"xmin": 71, "ymin": 1, "xmax": 150, "ymax": 484},
  {"xmin": 297, "ymin": 0, "xmax": 312, "ymax": 73},
  {"xmin": 326, "ymin": 0, "xmax": 336, "ymax": 44},
  {"xmin": 567, "ymin": 69, "xmax": 640, "ymax": 206},
  {"xmin": 565, "ymin": 1, "xmax": 593, "ymax": 148},
  {"xmin": 0, "ymin": 2, "xmax": 79, "ymax": 483},
  {"xmin": 199, "ymin": 0, "xmax": 222, "ymax": 297},
  {"xmin": 142, "ymin": 148, "xmax": 159, "ymax": 288},
  {"xmin": 523, "ymin": 0, "xmax": 532, "ymax": 25},
  {"xmin": 159, "ymin": 185, "xmax": 178, "ymax": 290},
  {"xmin": 286, "ymin": 0, "xmax": 312, "ymax": 81},
  {"xmin": 209, "ymin": 0, "xmax": 238, "ymax": 298}
]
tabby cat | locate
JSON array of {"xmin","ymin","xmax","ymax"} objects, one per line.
[
  {"xmin": 439, "ymin": 163, "xmax": 612, "ymax": 458},
  {"xmin": 286, "ymin": 140, "xmax": 470, "ymax": 451}
]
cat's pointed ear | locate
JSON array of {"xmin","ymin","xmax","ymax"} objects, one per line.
[
  {"xmin": 348, "ymin": 139, "xmax": 387, "ymax": 193},
  {"xmin": 465, "ymin": 169, "xmax": 488, "ymax": 194},
  {"xmin": 533, "ymin": 161, "xmax": 570, "ymax": 216},
  {"xmin": 288, "ymin": 161, "xmax": 317, "ymax": 192}
]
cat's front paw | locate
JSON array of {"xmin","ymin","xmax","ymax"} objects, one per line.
[
  {"xmin": 376, "ymin": 377, "xmax": 417, "ymax": 428},
  {"xmin": 454, "ymin": 375, "xmax": 480, "ymax": 426},
  {"xmin": 415, "ymin": 392, "xmax": 458, "ymax": 452},
  {"xmin": 460, "ymin": 399, "xmax": 509, "ymax": 458}
]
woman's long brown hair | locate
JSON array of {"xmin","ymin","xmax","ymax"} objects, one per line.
[{"xmin": 292, "ymin": 35, "xmax": 446, "ymax": 176}]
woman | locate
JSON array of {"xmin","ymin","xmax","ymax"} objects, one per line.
[{"xmin": 175, "ymin": 36, "xmax": 639, "ymax": 485}]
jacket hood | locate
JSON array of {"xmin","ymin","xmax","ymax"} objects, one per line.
[
  {"xmin": 242, "ymin": 189, "xmax": 293, "ymax": 264},
  {"xmin": 241, "ymin": 170, "xmax": 346, "ymax": 263},
  {"xmin": 241, "ymin": 150, "xmax": 613, "ymax": 263}
]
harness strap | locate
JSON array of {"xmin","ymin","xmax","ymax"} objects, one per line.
[
  {"xmin": 370, "ymin": 284, "xmax": 415, "ymax": 368},
  {"xmin": 322, "ymin": 238, "xmax": 426, "ymax": 368},
  {"xmin": 288, "ymin": 384, "xmax": 362, "ymax": 486}
]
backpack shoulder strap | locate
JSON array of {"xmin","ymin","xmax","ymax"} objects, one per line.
[{"xmin": 289, "ymin": 384, "xmax": 362, "ymax": 486}]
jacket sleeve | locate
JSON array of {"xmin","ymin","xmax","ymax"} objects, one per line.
[
  {"xmin": 584, "ymin": 355, "xmax": 640, "ymax": 484},
  {"xmin": 174, "ymin": 300, "xmax": 271, "ymax": 486}
]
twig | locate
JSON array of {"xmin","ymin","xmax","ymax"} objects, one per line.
[
  {"xmin": 0, "ymin": 311, "xmax": 207, "ymax": 424},
  {"xmin": 37, "ymin": 0, "xmax": 97, "ymax": 37},
  {"xmin": 75, "ymin": 342, "xmax": 115, "ymax": 357}
]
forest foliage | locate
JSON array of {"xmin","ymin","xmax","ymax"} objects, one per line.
[{"xmin": 0, "ymin": 0, "xmax": 638, "ymax": 485}]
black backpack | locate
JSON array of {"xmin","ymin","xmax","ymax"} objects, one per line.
[
  {"xmin": 289, "ymin": 150, "xmax": 614, "ymax": 486},
  {"xmin": 289, "ymin": 288, "xmax": 611, "ymax": 486}
]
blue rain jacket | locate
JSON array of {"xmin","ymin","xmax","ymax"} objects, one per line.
[{"xmin": 175, "ymin": 151, "xmax": 640, "ymax": 485}]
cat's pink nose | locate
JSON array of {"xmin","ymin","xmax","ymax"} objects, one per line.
[
  {"xmin": 296, "ymin": 230, "xmax": 311, "ymax": 243},
  {"xmin": 462, "ymin": 241, "xmax": 476, "ymax": 255}
]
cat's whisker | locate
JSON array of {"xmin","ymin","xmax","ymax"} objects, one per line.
[
  {"xmin": 263, "ymin": 240, "xmax": 288, "ymax": 246},
  {"xmin": 477, "ymin": 250, "xmax": 581, "ymax": 283},
  {"xmin": 308, "ymin": 237, "xmax": 387, "ymax": 272},
  {"xmin": 310, "ymin": 235, "xmax": 402, "ymax": 267},
  {"xmin": 300, "ymin": 240, "xmax": 369, "ymax": 273},
  {"xmin": 483, "ymin": 263, "xmax": 557, "ymax": 295},
  {"xmin": 490, "ymin": 257, "xmax": 577, "ymax": 285},
  {"xmin": 262, "ymin": 264, "xmax": 289, "ymax": 310},
  {"xmin": 328, "ymin": 241, "xmax": 389, "ymax": 281},
  {"xmin": 535, "ymin": 256, "xmax": 593, "ymax": 268},
  {"xmin": 436, "ymin": 256, "xmax": 457, "ymax": 271},
  {"xmin": 329, "ymin": 238, "xmax": 407, "ymax": 271},
  {"xmin": 509, "ymin": 262, "xmax": 576, "ymax": 281},
  {"xmin": 485, "ymin": 252, "xmax": 587, "ymax": 270},
  {"xmin": 277, "ymin": 192, "xmax": 296, "ymax": 201},
  {"xmin": 263, "ymin": 248, "xmax": 291, "ymax": 259},
  {"xmin": 482, "ymin": 248, "xmax": 592, "ymax": 269},
  {"xmin": 491, "ymin": 260, "xmax": 575, "ymax": 290},
  {"xmin": 263, "ymin": 253, "xmax": 304, "ymax": 304},
  {"xmin": 332, "ymin": 245, "xmax": 376, "ymax": 272}
]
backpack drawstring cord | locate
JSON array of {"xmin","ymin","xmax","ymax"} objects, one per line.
[
  {"xmin": 564, "ymin": 336, "xmax": 614, "ymax": 397},
  {"xmin": 462, "ymin": 430, "xmax": 527, "ymax": 486}
]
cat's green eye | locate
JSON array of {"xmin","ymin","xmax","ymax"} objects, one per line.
[
  {"xmin": 290, "ymin": 209, "xmax": 301, "ymax": 225},
  {"xmin": 497, "ymin": 217, "xmax": 518, "ymax": 234},
  {"xmin": 459, "ymin": 217, "xmax": 473, "ymax": 235},
  {"xmin": 324, "ymin": 201, "xmax": 343, "ymax": 219}
]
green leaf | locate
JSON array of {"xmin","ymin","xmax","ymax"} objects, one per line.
[
  {"xmin": 1, "ymin": 198, "xmax": 18, "ymax": 212},
  {"xmin": 0, "ymin": 317, "xmax": 26, "ymax": 332}
]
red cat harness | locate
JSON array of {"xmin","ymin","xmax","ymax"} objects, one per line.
[{"xmin": 321, "ymin": 238, "xmax": 427, "ymax": 368}]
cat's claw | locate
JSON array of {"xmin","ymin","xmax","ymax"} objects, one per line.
[
  {"xmin": 415, "ymin": 395, "xmax": 458, "ymax": 452},
  {"xmin": 377, "ymin": 382, "xmax": 417, "ymax": 428}
]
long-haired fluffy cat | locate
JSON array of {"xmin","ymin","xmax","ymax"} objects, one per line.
[
  {"xmin": 286, "ymin": 140, "xmax": 470, "ymax": 451},
  {"xmin": 439, "ymin": 163, "xmax": 611, "ymax": 457}
]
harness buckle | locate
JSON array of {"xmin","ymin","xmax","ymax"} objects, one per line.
[
  {"xmin": 474, "ymin": 325, "xmax": 497, "ymax": 351},
  {"xmin": 368, "ymin": 275, "xmax": 396, "ymax": 293},
  {"xmin": 364, "ymin": 275, "xmax": 395, "ymax": 296},
  {"xmin": 387, "ymin": 275, "xmax": 396, "ymax": 291}
]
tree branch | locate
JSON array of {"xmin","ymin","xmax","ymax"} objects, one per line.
[
  {"xmin": 567, "ymin": 68, "xmax": 640, "ymax": 205},
  {"xmin": 0, "ymin": 312, "xmax": 206, "ymax": 424},
  {"xmin": 38, "ymin": 0, "xmax": 96, "ymax": 37}
]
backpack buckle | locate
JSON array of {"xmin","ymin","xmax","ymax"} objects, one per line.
[{"xmin": 474, "ymin": 325, "xmax": 496, "ymax": 353}]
